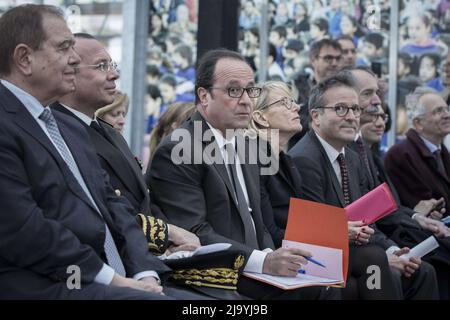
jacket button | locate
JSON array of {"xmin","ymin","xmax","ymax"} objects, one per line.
[{"xmin": 115, "ymin": 189, "xmax": 121, "ymax": 197}]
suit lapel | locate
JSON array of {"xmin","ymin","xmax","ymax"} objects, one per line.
[
  {"xmin": 310, "ymin": 132, "xmax": 345, "ymax": 206},
  {"xmin": 345, "ymin": 151, "xmax": 362, "ymax": 203}
]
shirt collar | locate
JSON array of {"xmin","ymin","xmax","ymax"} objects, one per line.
[
  {"xmin": 0, "ymin": 79, "xmax": 45, "ymax": 120},
  {"xmin": 206, "ymin": 121, "xmax": 236, "ymax": 150},
  {"xmin": 314, "ymin": 130, "xmax": 345, "ymax": 163},
  {"xmin": 419, "ymin": 135, "xmax": 440, "ymax": 154},
  {"xmin": 59, "ymin": 103, "xmax": 95, "ymax": 126}
]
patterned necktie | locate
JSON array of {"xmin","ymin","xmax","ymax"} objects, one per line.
[
  {"xmin": 434, "ymin": 149, "xmax": 448, "ymax": 180},
  {"xmin": 356, "ymin": 136, "xmax": 375, "ymax": 187},
  {"xmin": 337, "ymin": 153, "xmax": 352, "ymax": 206},
  {"xmin": 225, "ymin": 143, "xmax": 259, "ymax": 249},
  {"xmin": 39, "ymin": 109, "xmax": 126, "ymax": 276}
]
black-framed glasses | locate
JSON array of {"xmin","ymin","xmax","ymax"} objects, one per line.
[
  {"xmin": 75, "ymin": 61, "xmax": 118, "ymax": 73},
  {"xmin": 265, "ymin": 97, "xmax": 297, "ymax": 110},
  {"xmin": 317, "ymin": 55, "xmax": 342, "ymax": 63},
  {"xmin": 209, "ymin": 86, "xmax": 262, "ymax": 98},
  {"xmin": 362, "ymin": 112, "xmax": 389, "ymax": 123},
  {"xmin": 316, "ymin": 104, "xmax": 362, "ymax": 117}
]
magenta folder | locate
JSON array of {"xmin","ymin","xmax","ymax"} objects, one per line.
[{"xmin": 345, "ymin": 182, "xmax": 398, "ymax": 224}]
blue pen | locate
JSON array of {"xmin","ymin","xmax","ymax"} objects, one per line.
[{"xmin": 304, "ymin": 256, "xmax": 326, "ymax": 268}]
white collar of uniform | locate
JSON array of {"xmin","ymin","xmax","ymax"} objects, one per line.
[{"xmin": 314, "ymin": 130, "xmax": 345, "ymax": 164}]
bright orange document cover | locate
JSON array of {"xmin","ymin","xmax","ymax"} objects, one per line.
[
  {"xmin": 345, "ymin": 182, "xmax": 397, "ymax": 225},
  {"xmin": 284, "ymin": 198, "xmax": 349, "ymax": 283}
]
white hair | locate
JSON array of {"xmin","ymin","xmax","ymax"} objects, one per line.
[{"xmin": 405, "ymin": 86, "xmax": 439, "ymax": 127}]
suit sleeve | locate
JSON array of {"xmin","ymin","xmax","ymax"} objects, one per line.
[
  {"xmin": 384, "ymin": 148, "xmax": 432, "ymax": 209},
  {"xmin": 291, "ymin": 154, "xmax": 328, "ymax": 203},
  {"xmin": 259, "ymin": 175, "xmax": 285, "ymax": 248},
  {"xmin": 0, "ymin": 125, "xmax": 104, "ymax": 283},
  {"xmin": 147, "ymin": 140, "xmax": 255, "ymax": 258}
]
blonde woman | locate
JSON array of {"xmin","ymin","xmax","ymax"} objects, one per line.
[
  {"xmin": 95, "ymin": 90, "xmax": 129, "ymax": 134},
  {"xmin": 249, "ymin": 81, "xmax": 302, "ymax": 247}
]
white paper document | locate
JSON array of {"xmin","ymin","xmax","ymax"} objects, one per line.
[
  {"xmin": 400, "ymin": 236, "xmax": 439, "ymax": 261},
  {"xmin": 243, "ymin": 240, "xmax": 344, "ymax": 290}
]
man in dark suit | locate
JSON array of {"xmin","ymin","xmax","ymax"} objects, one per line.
[
  {"xmin": 147, "ymin": 49, "xmax": 338, "ymax": 300},
  {"xmin": 289, "ymin": 74, "xmax": 438, "ymax": 299},
  {"xmin": 51, "ymin": 33, "xmax": 200, "ymax": 256},
  {"xmin": 385, "ymin": 87, "xmax": 450, "ymax": 215},
  {"xmin": 0, "ymin": 4, "xmax": 201, "ymax": 300}
]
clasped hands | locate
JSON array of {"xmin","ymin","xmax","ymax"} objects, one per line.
[{"xmin": 348, "ymin": 221, "xmax": 374, "ymax": 245}]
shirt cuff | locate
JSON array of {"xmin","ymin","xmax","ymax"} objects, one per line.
[
  {"xmin": 412, "ymin": 213, "xmax": 418, "ymax": 220},
  {"xmin": 94, "ymin": 263, "xmax": 115, "ymax": 285},
  {"xmin": 133, "ymin": 271, "xmax": 160, "ymax": 283},
  {"xmin": 386, "ymin": 245, "xmax": 401, "ymax": 256},
  {"xmin": 243, "ymin": 248, "xmax": 272, "ymax": 273}
]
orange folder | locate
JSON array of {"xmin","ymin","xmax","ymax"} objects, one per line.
[
  {"xmin": 284, "ymin": 198, "xmax": 349, "ymax": 283},
  {"xmin": 345, "ymin": 182, "xmax": 398, "ymax": 225}
]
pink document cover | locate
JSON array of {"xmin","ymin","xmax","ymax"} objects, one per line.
[{"xmin": 345, "ymin": 182, "xmax": 397, "ymax": 224}]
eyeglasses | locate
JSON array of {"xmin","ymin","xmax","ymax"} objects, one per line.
[
  {"xmin": 316, "ymin": 104, "xmax": 362, "ymax": 117},
  {"xmin": 317, "ymin": 55, "xmax": 342, "ymax": 63},
  {"xmin": 265, "ymin": 97, "xmax": 297, "ymax": 110},
  {"xmin": 209, "ymin": 86, "xmax": 262, "ymax": 98},
  {"xmin": 362, "ymin": 112, "xmax": 389, "ymax": 123},
  {"xmin": 75, "ymin": 61, "xmax": 118, "ymax": 73}
]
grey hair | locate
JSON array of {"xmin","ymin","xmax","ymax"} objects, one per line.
[{"xmin": 405, "ymin": 86, "xmax": 439, "ymax": 126}]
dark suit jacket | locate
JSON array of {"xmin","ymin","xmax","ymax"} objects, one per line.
[
  {"xmin": 348, "ymin": 140, "xmax": 422, "ymax": 236},
  {"xmin": 0, "ymin": 83, "xmax": 170, "ymax": 298},
  {"xmin": 259, "ymin": 141, "xmax": 303, "ymax": 248},
  {"xmin": 146, "ymin": 111, "xmax": 274, "ymax": 261},
  {"xmin": 288, "ymin": 130, "xmax": 397, "ymax": 250},
  {"xmin": 385, "ymin": 129, "xmax": 450, "ymax": 213},
  {"xmin": 51, "ymin": 103, "xmax": 167, "ymax": 220}
]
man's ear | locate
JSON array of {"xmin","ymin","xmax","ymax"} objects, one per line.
[
  {"xmin": 310, "ymin": 109, "xmax": 320, "ymax": 126},
  {"xmin": 412, "ymin": 117, "xmax": 423, "ymax": 131},
  {"xmin": 13, "ymin": 44, "xmax": 33, "ymax": 76},
  {"xmin": 197, "ymin": 87, "xmax": 209, "ymax": 107},
  {"xmin": 252, "ymin": 110, "xmax": 270, "ymax": 128}
]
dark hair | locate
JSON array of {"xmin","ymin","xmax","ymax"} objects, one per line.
[
  {"xmin": 195, "ymin": 49, "xmax": 247, "ymax": 104},
  {"xmin": 73, "ymin": 32, "xmax": 96, "ymax": 40},
  {"xmin": 147, "ymin": 84, "xmax": 162, "ymax": 100},
  {"xmin": 363, "ymin": 33, "xmax": 384, "ymax": 50},
  {"xmin": 312, "ymin": 18, "xmax": 329, "ymax": 33},
  {"xmin": 398, "ymin": 52, "xmax": 413, "ymax": 68},
  {"xmin": 147, "ymin": 64, "xmax": 161, "ymax": 77},
  {"xmin": 268, "ymin": 43, "xmax": 277, "ymax": 60},
  {"xmin": 174, "ymin": 43, "xmax": 193, "ymax": 66},
  {"xmin": 0, "ymin": 4, "xmax": 64, "ymax": 75},
  {"xmin": 418, "ymin": 53, "xmax": 441, "ymax": 77},
  {"xmin": 271, "ymin": 25, "xmax": 287, "ymax": 40},
  {"xmin": 285, "ymin": 39, "xmax": 304, "ymax": 52},
  {"xmin": 336, "ymin": 35, "xmax": 355, "ymax": 44},
  {"xmin": 159, "ymin": 74, "xmax": 177, "ymax": 88},
  {"xmin": 309, "ymin": 38, "xmax": 342, "ymax": 59},
  {"xmin": 309, "ymin": 73, "xmax": 356, "ymax": 112}
]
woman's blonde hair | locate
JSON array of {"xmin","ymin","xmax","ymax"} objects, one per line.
[
  {"xmin": 148, "ymin": 102, "xmax": 196, "ymax": 158},
  {"xmin": 95, "ymin": 90, "xmax": 129, "ymax": 119},
  {"xmin": 248, "ymin": 81, "xmax": 293, "ymax": 137}
]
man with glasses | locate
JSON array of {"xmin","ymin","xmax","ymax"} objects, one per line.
[
  {"xmin": 348, "ymin": 68, "xmax": 446, "ymax": 299},
  {"xmin": 386, "ymin": 87, "xmax": 450, "ymax": 215},
  {"xmin": 147, "ymin": 49, "xmax": 338, "ymax": 300},
  {"xmin": 291, "ymin": 39, "xmax": 343, "ymax": 148},
  {"xmin": 289, "ymin": 74, "xmax": 439, "ymax": 299}
]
